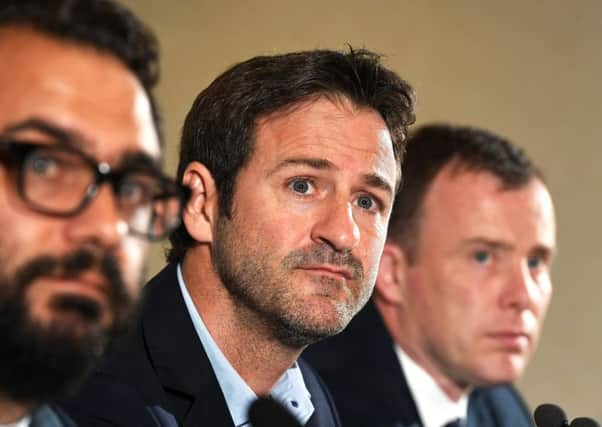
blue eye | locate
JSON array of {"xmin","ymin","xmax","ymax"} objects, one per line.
[
  {"xmin": 290, "ymin": 179, "xmax": 313, "ymax": 194},
  {"xmin": 473, "ymin": 251, "xmax": 490, "ymax": 264},
  {"xmin": 527, "ymin": 256, "xmax": 541, "ymax": 269},
  {"xmin": 357, "ymin": 196, "xmax": 374, "ymax": 210},
  {"xmin": 27, "ymin": 152, "xmax": 60, "ymax": 178}
]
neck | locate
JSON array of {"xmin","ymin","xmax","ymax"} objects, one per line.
[
  {"xmin": 182, "ymin": 250, "xmax": 302, "ymax": 395},
  {"xmin": 374, "ymin": 298, "xmax": 469, "ymax": 401},
  {"xmin": 397, "ymin": 341, "xmax": 468, "ymax": 402},
  {"xmin": 0, "ymin": 394, "xmax": 33, "ymax": 424}
]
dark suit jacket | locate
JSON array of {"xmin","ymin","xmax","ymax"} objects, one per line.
[
  {"xmin": 303, "ymin": 301, "xmax": 534, "ymax": 427},
  {"xmin": 60, "ymin": 263, "xmax": 341, "ymax": 427}
]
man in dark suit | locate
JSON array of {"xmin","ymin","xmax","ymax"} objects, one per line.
[
  {"xmin": 61, "ymin": 49, "xmax": 417, "ymax": 426},
  {"xmin": 304, "ymin": 124, "xmax": 557, "ymax": 427},
  {"xmin": 0, "ymin": 1, "xmax": 184, "ymax": 425}
]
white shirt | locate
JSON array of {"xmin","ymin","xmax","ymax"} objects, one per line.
[
  {"xmin": 177, "ymin": 264, "xmax": 314, "ymax": 426},
  {"xmin": 0, "ymin": 416, "xmax": 30, "ymax": 427},
  {"xmin": 395, "ymin": 345, "xmax": 469, "ymax": 427}
]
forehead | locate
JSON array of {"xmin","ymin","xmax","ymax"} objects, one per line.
[
  {"xmin": 250, "ymin": 97, "xmax": 398, "ymax": 186},
  {"xmin": 421, "ymin": 165, "xmax": 556, "ymax": 250},
  {"xmin": 0, "ymin": 26, "xmax": 159, "ymax": 162}
]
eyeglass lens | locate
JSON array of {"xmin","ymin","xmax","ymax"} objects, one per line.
[{"xmin": 20, "ymin": 145, "xmax": 182, "ymax": 239}]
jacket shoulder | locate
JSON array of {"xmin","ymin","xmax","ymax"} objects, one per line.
[{"xmin": 470, "ymin": 384, "xmax": 534, "ymax": 427}]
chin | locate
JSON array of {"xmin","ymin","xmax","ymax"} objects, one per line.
[
  {"xmin": 273, "ymin": 304, "xmax": 349, "ymax": 348},
  {"xmin": 307, "ymin": 297, "xmax": 353, "ymax": 331},
  {"xmin": 476, "ymin": 360, "xmax": 526, "ymax": 386}
]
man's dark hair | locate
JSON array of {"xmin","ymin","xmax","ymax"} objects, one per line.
[
  {"xmin": 389, "ymin": 123, "xmax": 543, "ymax": 261},
  {"xmin": 168, "ymin": 47, "xmax": 416, "ymax": 263},
  {"xmin": 0, "ymin": 0, "xmax": 162, "ymax": 140}
]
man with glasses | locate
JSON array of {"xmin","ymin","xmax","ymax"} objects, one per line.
[{"xmin": 0, "ymin": 1, "xmax": 183, "ymax": 425}]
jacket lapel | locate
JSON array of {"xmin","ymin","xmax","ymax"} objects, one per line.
[
  {"xmin": 304, "ymin": 301, "xmax": 422, "ymax": 427},
  {"xmin": 142, "ymin": 264, "xmax": 234, "ymax": 427}
]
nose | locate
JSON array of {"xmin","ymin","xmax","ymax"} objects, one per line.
[
  {"xmin": 499, "ymin": 260, "xmax": 540, "ymax": 311},
  {"xmin": 65, "ymin": 184, "xmax": 127, "ymax": 249},
  {"xmin": 311, "ymin": 197, "xmax": 360, "ymax": 252}
]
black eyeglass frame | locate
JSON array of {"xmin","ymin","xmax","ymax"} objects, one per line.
[{"xmin": 0, "ymin": 138, "xmax": 188, "ymax": 240}]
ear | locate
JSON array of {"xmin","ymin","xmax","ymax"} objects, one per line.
[
  {"xmin": 181, "ymin": 161, "xmax": 219, "ymax": 243},
  {"xmin": 374, "ymin": 242, "xmax": 407, "ymax": 306}
]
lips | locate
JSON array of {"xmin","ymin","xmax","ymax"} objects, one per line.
[
  {"xmin": 296, "ymin": 264, "xmax": 353, "ymax": 280},
  {"xmin": 487, "ymin": 331, "xmax": 530, "ymax": 351},
  {"xmin": 43, "ymin": 272, "xmax": 109, "ymax": 299}
]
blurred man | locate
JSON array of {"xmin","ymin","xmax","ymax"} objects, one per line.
[
  {"xmin": 0, "ymin": 1, "xmax": 184, "ymax": 425},
  {"xmin": 62, "ymin": 48, "xmax": 416, "ymax": 426},
  {"xmin": 305, "ymin": 124, "xmax": 556, "ymax": 427}
]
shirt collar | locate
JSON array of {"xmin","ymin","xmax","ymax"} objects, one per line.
[
  {"xmin": 0, "ymin": 415, "xmax": 31, "ymax": 427},
  {"xmin": 177, "ymin": 264, "xmax": 314, "ymax": 426},
  {"xmin": 395, "ymin": 344, "xmax": 469, "ymax": 427}
]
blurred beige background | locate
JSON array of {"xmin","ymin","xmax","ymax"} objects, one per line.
[{"xmin": 122, "ymin": 0, "xmax": 602, "ymax": 420}]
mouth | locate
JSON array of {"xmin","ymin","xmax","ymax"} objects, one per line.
[
  {"xmin": 294, "ymin": 266, "xmax": 355, "ymax": 299},
  {"xmin": 296, "ymin": 264, "xmax": 353, "ymax": 281},
  {"xmin": 487, "ymin": 331, "xmax": 530, "ymax": 351},
  {"xmin": 43, "ymin": 272, "xmax": 109, "ymax": 299},
  {"xmin": 31, "ymin": 272, "xmax": 112, "ymax": 322}
]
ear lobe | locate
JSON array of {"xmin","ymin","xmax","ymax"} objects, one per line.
[
  {"xmin": 181, "ymin": 161, "xmax": 218, "ymax": 243},
  {"xmin": 374, "ymin": 243, "xmax": 407, "ymax": 306}
]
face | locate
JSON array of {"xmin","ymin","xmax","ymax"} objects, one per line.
[
  {"xmin": 0, "ymin": 27, "xmax": 159, "ymax": 400},
  {"xmin": 212, "ymin": 97, "xmax": 398, "ymax": 348},
  {"xmin": 398, "ymin": 164, "xmax": 556, "ymax": 387}
]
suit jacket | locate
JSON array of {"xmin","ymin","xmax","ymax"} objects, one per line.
[
  {"xmin": 60, "ymin": 263, "xmax": 341, "ymax": 427},
  {"xmin": 30, "ymin": 404, "xmax": 76, "ymax": 427},
  {"xmin": 303, "ymin": 301, "xmax": 534, "ymax": 427}
]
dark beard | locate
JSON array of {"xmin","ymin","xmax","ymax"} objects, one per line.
[
  {"xmin": 0, "ymin": 249, "xmax": 138, "ymax": 404},
  {"xmin": 213, "ymin": 215, "xmax": 366, "ymax": 349}
]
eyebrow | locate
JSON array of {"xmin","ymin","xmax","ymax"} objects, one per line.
[
  {"xmin": 530, "ymin": 244, "xmax": 557, "ymax": 261},
  {"xmin": 3, "ymin": 117, "xmax": 163, "ymax": 168},
  {"xmin": 3, "ymin": 117, "xmax": 85, "ymax": 146},
  {"xmin": 269, "ymin": 157, "xmax": 394, "ymax": 197},
  {"xmin": 118, "ymin": 151, "xmax": 163, "ymax": 172},
  {"xmin": 361, "ymin": 173, "xmax": 394, "ymax": 197},
  {"xmin": 272, "ymin": 158, "xmax": 334, "ymax": 171},
  {"xmin": 461, "ymin": 238, "xmax": 514, "ymax": 251}
]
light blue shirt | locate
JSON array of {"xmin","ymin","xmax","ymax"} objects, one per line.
[{"xmin": 177, "ymin": 264, "xmax": 314, "ymax": 426}]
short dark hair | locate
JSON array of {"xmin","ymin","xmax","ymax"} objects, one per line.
[
  {"xmin": 0, "ymin": 0, "xmax": 162, "ymax": 140},
  {"xmin": 389, "ymin": 123, "xmax": 543, "ymax": 261},
  {"xmin": 168, "ymin": 47, "xmax": 416, "ymax": 263}
]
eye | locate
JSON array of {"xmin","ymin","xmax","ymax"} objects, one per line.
[
  {"xmin": 356, "ymin": 195, "xmax": 375, "ymax": 211},
  {"xmin": 118, "ymin": 174, "xmax": 155, "ymax": 206},
  {"xmin": 472, "ymin": 250, "xmax": 491, "ymax": 264},
  {"xmin": 289, "ymin": 178, "xmax": 315, "ymax": 195},
  {"xmin": 527, "ymin": 255, "xmax": 542, "ymax": 269},
  {"xmin": 25, "ymin": 148, "xmax": 83, "ymax": 182},
  {"xmin": 27, "ymin": 152, "xmax": 60, "ymax": 178}
]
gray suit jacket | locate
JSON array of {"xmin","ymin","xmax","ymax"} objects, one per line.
[{"xmin": 30, "ymin": 405, "xmax": 76, "ymax": 427}]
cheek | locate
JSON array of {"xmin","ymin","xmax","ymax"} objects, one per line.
[
  {"xmin": 536, "ymin": 277, "xmax": 553, "ymax": 313},
  {"xmin": 362, "ymin": 239, "xmax": 386, "ymax": 279},
  {"xmin": 357, "ymin": 217, "xmax": 388, "ymax": 261},
  {"xmin": 0, "ymin": 211, "xmax": 56, "ymax": 275},
  {"xmin": 412, "ymin": 269, "xmax": 472, "ymax": 321},
  {"xmin": 246, "ymin": 205, "xmax": 315, "ymax": 249},
  {"xmin": 119, "ymin": 237, "xmax": 147, "ymax": 296}
]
